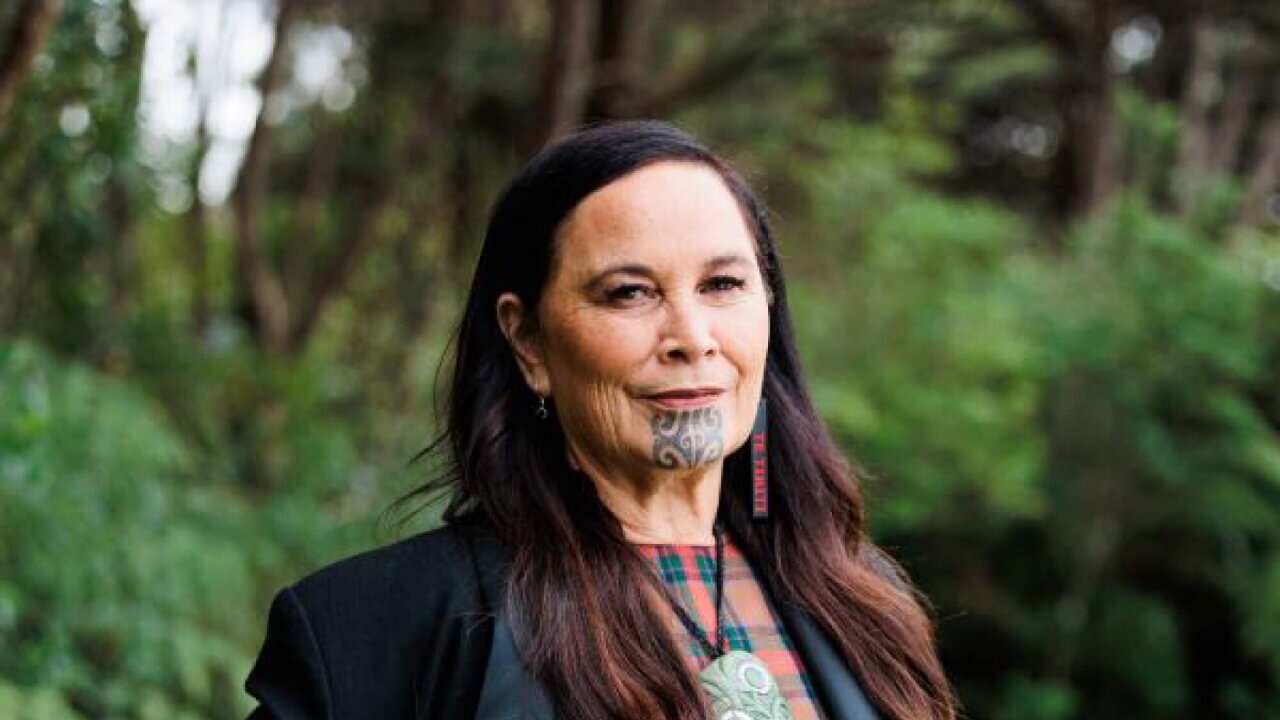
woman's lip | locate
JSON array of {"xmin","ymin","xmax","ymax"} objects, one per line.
[{"xmin": 642, "ymin": 391, "xmax": 723, "ymax": 409}]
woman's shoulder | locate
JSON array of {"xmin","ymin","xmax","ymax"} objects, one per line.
[
  {"xmin": 292, "ymin": 522, "xmax": 474, "ymax": 594},
  {"xmin": 246, "ymin": 519, "xmax": 503, "ymax": 716},
  {"xmin": 284, "ymin": 519, "xmax": 498, "ymax": 630}
]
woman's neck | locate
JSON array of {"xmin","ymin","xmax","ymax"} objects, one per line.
[{"xmin": 568, "ymin": 445, "xmax": 722, "ymax": 545}]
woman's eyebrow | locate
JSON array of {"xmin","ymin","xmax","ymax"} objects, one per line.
[
  {"xmin": 583, "ymin": 253, "xmax": 754, "ymax": 291},
  {"xmin": 703, "ymin": 253, "xmax": 753, "ymax": 272},
  {"xmin": 582, "ymin": 263, "xmax": 654, "ymax": 293}
]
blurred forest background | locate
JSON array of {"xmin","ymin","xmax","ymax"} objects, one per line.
[{"xmin": 2, "ymin": 0, "xmax": 1279, "ymax": 717}]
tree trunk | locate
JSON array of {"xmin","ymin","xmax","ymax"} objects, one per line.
[
  {"xmin": 1074, "ymin": 0, "xmax": 1118, "ymax": 215},
  {"xmin": 530, "ymin": 0, "xmax": 597, "ymax": 152},
  {"xmin": 1071, "ymin": 85, "xmax": 1120, "ymax": 215},
  {"xmin": 0, "ymin": 0, "xmax": 62, "ymax": 133},
  {"xmin": 1174, "ymin": 18, "xmax": 1222, "ymax": 214},
  {"xmin": 186, "ymin": 112, "xmax": 211, "ymax": 339},
  {"xmin": 1207, "ymin": 30, "xmax": 1261, "ymax": 174},
  {"xmin": 232, "ymin": 0, "xmax": 296, "ymax": 355},
  {"xmin": 1240, "ymin": 92, "xmax": 1280, "ymax": 226},
  {"xmin": 1011, "ymin": 0, "xmax": 1118, "ymax": 216},
  {"xmin": 585, "ymin": 0, "xmax": 656, "ymax": 119}
]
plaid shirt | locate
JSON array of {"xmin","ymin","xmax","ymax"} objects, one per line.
[{"xmin": 637, "ymin": 535, "xmax": 825, "ymax": 720}]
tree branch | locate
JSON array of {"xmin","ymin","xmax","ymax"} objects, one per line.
[
  {"xmin": 0, "ymin": 0, "xmax": 62, "ymax": 133},
  {"xmin": 284, "ymin": 111, "xmax": 342, "ymax": 310},
  {"xmin": 288, "ymin": 181, "xmax": 392, "ymax": 351},
  {"xmin": 631, "ymin": 13, "xmax": 787, "ymax": 118}
]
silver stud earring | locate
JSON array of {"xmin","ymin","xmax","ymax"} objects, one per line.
[{"xmin": 535, "ymin": 394, "xmax": 549, "ymax": 420}]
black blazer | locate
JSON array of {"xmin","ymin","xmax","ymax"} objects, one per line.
[{"xmin": 244, "ymin": 520, "xmax": 882, "ymax": 719}]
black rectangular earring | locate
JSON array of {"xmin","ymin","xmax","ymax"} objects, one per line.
[{"xmin": 750, "ymin": 397, "xmax": 769, "ymax": 521}]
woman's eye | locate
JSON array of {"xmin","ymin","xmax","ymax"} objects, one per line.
[
  {"xmin": 606, "ymin": 284, "xmax": 654, "ymax": 303},
  {"xmin": 704, "ymin": 275, "xmax": 746, "ymax": 293}
]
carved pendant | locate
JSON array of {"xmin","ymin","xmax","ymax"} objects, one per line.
[{"xmin": 698, "ymin": 650, "xmax": 795, "ymax": 720}]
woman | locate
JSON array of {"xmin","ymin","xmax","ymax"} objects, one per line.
[{"xmin": 245, "ymin": 120, "xmax": 956, "ymax": 720}]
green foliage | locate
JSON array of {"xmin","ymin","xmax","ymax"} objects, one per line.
[
  {"xmin": 993, "ymin": 675, "xmax": 1077, "ymax": 720},
  {"xmin": 789, "ymin": 109, "xmax": 1280, "ymax": 717},
  {"xmin": 3, "ymin": 0, "xmax": 1280, "ymax": 717},
  {"xmin": 0, "ymin": 341, "xmax": 251, "ymax": 717},
  {"xmin": 793, "ymin": 120, "xmax": 1046, "ymax": 530},
  {"xmin": 0, "ymin": 339, "xmax": 422, "ymax": 717}
]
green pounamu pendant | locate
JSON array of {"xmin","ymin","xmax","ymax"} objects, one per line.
[{"xmin": 698, "ymin": 650, "xmax": 795, "ymax": 720}]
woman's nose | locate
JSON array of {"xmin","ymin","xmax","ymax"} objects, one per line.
[{"xmin": 658, "ymin": 296, "xmax": 718, "ymax": 363}]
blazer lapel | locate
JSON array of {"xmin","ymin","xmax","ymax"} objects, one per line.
[
  {"xmin": 461, "ymin": 527, "xmax": 557, "ymax": 720},
  {"xmin": 473, "ymin": 615, "xmax": 556, "ymax": 720}
]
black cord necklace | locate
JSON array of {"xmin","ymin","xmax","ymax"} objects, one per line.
[
  {"xmin": 655, "ymin": 523, "xmax": 727, "ymax": 660},
  {"xmin": 650, "ymin": 523, "xmax": 796, "ymax": 718}
]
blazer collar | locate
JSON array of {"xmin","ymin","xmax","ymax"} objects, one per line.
[{"xmin": 462, "ymin": 524, "xmax": 881, "ymax": 720}]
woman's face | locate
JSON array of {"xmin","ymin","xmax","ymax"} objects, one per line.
[{"xmin": 498, "ymin": 160, "xmax": 771, "ymax": 480}]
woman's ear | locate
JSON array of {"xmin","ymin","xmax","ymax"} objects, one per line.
[{"xmin": 496, "ymin": 292, "xmax": 551, "ymax": 397}]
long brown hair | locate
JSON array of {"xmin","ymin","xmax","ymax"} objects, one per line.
[{"xmin": 397, "ymin": 120, "xmax": 957, "ymax": 720}]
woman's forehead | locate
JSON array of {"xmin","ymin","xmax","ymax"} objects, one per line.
[{"xmin": 552, "ymin": 161, "xmax": 757, "ymax": 277}]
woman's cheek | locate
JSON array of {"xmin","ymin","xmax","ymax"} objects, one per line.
[
  {"xmin": 548, "ymin": 319, "xmax": 652, "ymax": 457},
  {"xmin": 563, "ymin": 311, "xmax": 648, "ymax": 370}
]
